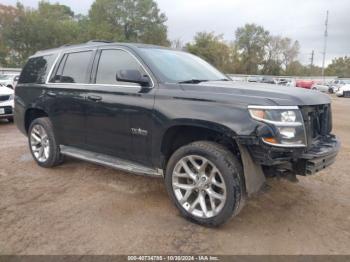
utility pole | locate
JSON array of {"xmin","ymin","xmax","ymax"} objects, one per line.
[
  {"xmin": 309, "ymin": 50, "xmax": 314, "ymax": 75},
  {"xmin": 321, "ymin": 10, "xmax": 329, "ymax": 83}
]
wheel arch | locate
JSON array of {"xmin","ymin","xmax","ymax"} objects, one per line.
[
  {"xmin": 159, "ymin": 120, "xmax": 239, "ymax": 163},
  {"xmin": 158, "ymin": 120, "xmax": 266, "ymax": 197},
  {"xmin": 24, "ymin": 107, "xmax": 49, "ymax": 133}
]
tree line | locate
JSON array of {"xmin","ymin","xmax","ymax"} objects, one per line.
[{"xmin": 0, "ymin": 0, "xmax": 349, "ymax": 77}]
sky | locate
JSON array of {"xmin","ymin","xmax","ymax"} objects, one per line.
[{"xmin": 2, "ymin": 0, "xmax": 349, "ymax": 66}]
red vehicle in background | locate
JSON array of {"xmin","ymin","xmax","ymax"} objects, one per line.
[{"xmin": 296, "ymin": 80, "xmax": 317, "ymax": 89}]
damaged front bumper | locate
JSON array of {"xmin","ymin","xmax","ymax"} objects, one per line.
[
  {"xmin": 244, "ymin": 135, "xmax": 340, "ymax": 176},
  {"xmin": 294, "ymin": 135, "xmax": 340, "ymax": 175},
  {"xmin": 235, "ymin": 135, "xmax": 340, "ymax": 196}
]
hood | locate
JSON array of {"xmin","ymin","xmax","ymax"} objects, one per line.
[
  {"xmin": 0, "ymin": 86, "xmax": 14, "ymax": 96},
  {"xmin": 181, "ymin": 81, "xmax": 331, "ymax": 106}
]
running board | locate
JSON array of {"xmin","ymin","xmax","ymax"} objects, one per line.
[{"xmin": 60, "ymin": 145, "xmax": 163, "ymax": 177}]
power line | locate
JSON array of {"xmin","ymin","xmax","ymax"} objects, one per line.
[{"xmin": 321, "ymin": 10, "xmax": 329, "ymax": 83}]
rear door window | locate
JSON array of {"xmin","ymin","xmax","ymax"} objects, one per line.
[
  {"xmin": 19, "ymin": 54, "xmax": 57, "ymax": 84},
  {"xmin": 52, "ymin": 51, "xmax": 93, "ymax": 84}
]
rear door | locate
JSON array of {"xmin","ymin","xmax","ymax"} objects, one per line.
[
  {"xmin": 85, "ymin": 47, "xmax": 156, "ymax": 165},
  {"xmin": 46, "ymin": 49, "xmax": 95, "ymax": 147}
]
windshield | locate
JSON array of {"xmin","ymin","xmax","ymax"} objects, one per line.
[
  {"xmin": 140, "ymin": 48, "xmax": 228, "ymax": 83},
  {"xmin": 0, "ymin": 75, "xmax": 11, "ymax": 80}
]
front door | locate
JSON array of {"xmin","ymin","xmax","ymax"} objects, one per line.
[{"xmin": 85, "ymin": 48, "xmax": 155, "ymax": 165}]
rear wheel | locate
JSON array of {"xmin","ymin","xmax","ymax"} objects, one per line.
[
  {"xmin": 28, "ymin": 117, "xmax": 63, "ymax": 168},
  {"xmin": 165, "ymin": 141, "xmax": 244, "ymax": 226}
]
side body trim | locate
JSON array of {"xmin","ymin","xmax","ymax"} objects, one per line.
[{"xmin": 60, "ymin": 145, "xmax": 163, "ymax": 177}]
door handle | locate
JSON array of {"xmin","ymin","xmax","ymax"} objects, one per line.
[
  {"xmin": 47, "ymin": 91, "xmax": 57, "ymax": 97},
  {"xmin": 87, "ymin": 95, "xmax": 102, "ymax": 102}
]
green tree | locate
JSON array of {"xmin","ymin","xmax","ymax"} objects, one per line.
[
  {"xmin": 88, "ymin": 0, "xmax": 169, "ymax": 45},
  {"xmin": 186, "ymin": 32, "xmax": 239, "ymax": 73},
  {"xmin": 262, "ymin": 36, "xmax": 300, "ymax": 75},
  {"xmin": 0, "ymin": 1, "xmax": 81, "ymax": 66},
  {"xmin": 234, "ymin": 23, "xmax": 270, "ymax": 74},
  {"xmin": 285, "ymin": 61, "xmax": 307, "ymax": 76},
  {"xmin": 280, "ymin": 38, "xmax": 300, "ymax": 71},
  {"xmin": 171, "ymin": 38, "xmax": 184, "ymax": 50},
  {"xmin": 308, "ymin": 65, "xmax": 323, "ymax": 76},
  {"xmin": 261, "ymin": 36, "xmax": 284, "ymax": 75},
  {"xmin": 0, "ymin": 4, "xmax": 19, "ymax": 66},
  {"xmin": 326, "ymin": 56, "xmax": 350, "ymax": 78}
]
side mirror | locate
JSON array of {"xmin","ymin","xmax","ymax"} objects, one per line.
[{"xmin": 116, "ymin": 69, "xmax": 150, "ymax": 87}]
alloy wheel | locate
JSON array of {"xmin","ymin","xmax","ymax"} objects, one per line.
[
  {"xmin": 30, "ymin": 124, "xmax": 50, "ymax": 163},
  {"xmin": 172, "ymin": 155, "xmax": 227, "ymax": 218}
]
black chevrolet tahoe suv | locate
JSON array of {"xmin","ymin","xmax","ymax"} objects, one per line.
[{"xmin": 15, "ymin": 41, "xmax": 340, "ymax": 226}]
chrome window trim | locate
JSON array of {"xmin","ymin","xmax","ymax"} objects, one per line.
[
  {"xmin": 46, "ymin": 49, "xmax": 96, "ymax": 85},
  {"xmin": 45, "ymin": 47, "xmax": 155, "ymax": 89},
  {"xmin": 95, "ymin": 47, "xmax": 155, "ymax": 88},
  {"xmin": 43, "ymin": 83, "xmax": 145, "ymax": 89},
  {"xmin": 248, "ymin": 105, "xmax": 299, "ymax": 110},
  {"xmin": 45, "ymin": 52, "xmax": 62, "ymax": 84}
]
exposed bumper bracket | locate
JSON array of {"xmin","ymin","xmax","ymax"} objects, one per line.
[{"xmin": 298, "ymin": 136, "xmax": 340, "ymax": 176}]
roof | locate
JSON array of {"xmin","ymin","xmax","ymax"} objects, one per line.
[{"xmin": 33, "ymin": 40, "xmax": 169, "ymax": 57}]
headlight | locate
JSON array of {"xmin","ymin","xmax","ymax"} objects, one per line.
[
  {"xmin": 9, "ymin": 94, "xmax": 14, "ymax": 101},
  {"xmin": 248, "ymin": 106, "xmax": 306, "ymax": 147}
]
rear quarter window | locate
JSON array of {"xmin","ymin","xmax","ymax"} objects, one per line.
[{"xmin": 19, "ymin": 54, "xmax": 57, "ymax": 84}]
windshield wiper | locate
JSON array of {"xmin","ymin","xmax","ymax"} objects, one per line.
[
  {"xmin": 178, "ymin": 79, "xmax": 210, "ymax": 84},
  {"xmin": 212, "ymin": 78, "xmax": 230, "ymax": 81},
  {"xmin": 178, "ymin": 78, "xmax": 230, "ymax": 84}
]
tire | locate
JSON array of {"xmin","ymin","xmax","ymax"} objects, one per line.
[
  {"xmin": 328, "ymin": 88, "xmax": 334, "ymax": 94},
  {"xmin": 28, "ymin": 117, "xmax": 63, "ymax": 168},
  {"xmin": 7, "ymin": 117, "xmax": 14, "ymax": 123},
  {"xmin": 165, "ymin": 141, "xmax": 244, "ymax": 227}
]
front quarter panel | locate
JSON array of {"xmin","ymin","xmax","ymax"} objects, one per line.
[{"xmin": 152, "ymin": 84, "xmax": 263, "ymax": 165}]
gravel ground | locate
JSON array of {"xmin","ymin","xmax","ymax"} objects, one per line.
[{"xmin": 0, "ymin": 96, "xmax": 349, "ymax": 255}]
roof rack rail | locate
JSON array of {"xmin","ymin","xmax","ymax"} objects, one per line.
[
  {"xmin": 59, "ymin": 43, "xmax": 74, "ymax": 48},
  {"xmin": 86, "ymin": 40, "xmax": 113, "ymax": 44}
]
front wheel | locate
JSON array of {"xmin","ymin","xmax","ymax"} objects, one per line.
[
  {"xmin": 165, "ymin": 141, "xmax": 244, "ymax": 227},
  {"xmin": 28, "ymin": 117, "xmax": 63, "ymax": 168}
]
